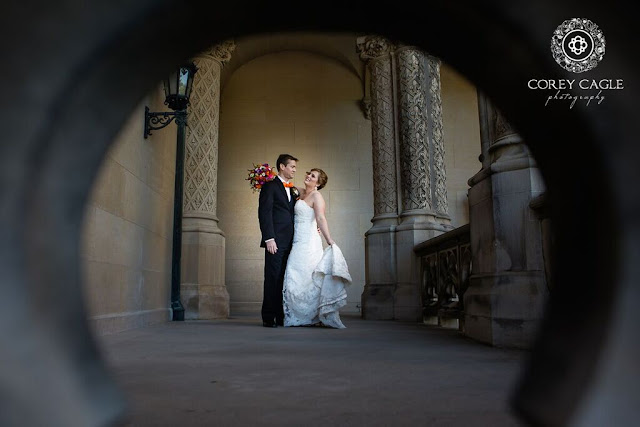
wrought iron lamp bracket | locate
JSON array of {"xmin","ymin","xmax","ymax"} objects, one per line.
[{"xmin": 144, "ymin": 106, "xmax": 186, "ymax": 138}]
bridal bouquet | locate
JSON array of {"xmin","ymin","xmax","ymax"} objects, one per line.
[{"xmin": 247, "ymin": 163, "xmax": 277, "ymax": 192}]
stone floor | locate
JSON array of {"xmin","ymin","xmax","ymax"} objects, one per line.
[{"xmin": 98, "ymin": 315, "xmax": 526, "ymax": 426}]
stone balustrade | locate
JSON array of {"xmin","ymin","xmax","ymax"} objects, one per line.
[{"xmin": 414, "ymin": 224, "xmax": 471, "ymax": 330}]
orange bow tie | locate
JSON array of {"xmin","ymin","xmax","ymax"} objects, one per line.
[{"xmin": 283, "ymin": 182, "xmax": 294, "ymax": 188}]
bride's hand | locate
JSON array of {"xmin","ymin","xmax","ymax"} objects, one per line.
[{"xmin": 327, "ymin": 239, "xmax": 335, "ymax": 246}]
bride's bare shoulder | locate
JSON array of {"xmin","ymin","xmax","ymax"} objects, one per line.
[{"xmin": 312, "ymin": 190, "xmax": 325, "ymax": 203}]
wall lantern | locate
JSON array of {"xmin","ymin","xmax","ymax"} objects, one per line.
[
  {"xmin": 144, "ymin": 62, "xmax": 197, "ymax": 138},
  {"xmin": 144, "ymin": 62, "xmax": 198, "ymax": 321}
]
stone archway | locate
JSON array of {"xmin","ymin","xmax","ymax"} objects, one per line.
[{"xmin": 2, "ymin": 1, "xmax": 637, "ymax": 426}]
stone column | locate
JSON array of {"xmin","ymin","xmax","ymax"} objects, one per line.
[
  {"xmin": 394, "ymin": 46, "xmax": 452, "ymax": 321},
  {"xmin": 180, "ymin": 40, "xmax": 235, "ymax": 319},
  {"xmin": 464, "ymin": 92, "xmax": 548, "ymax": 348},
  {"xmin": 425, "ymin": 55, "xmax": 450, "ymax": 219},
  {"xmin": 357, "ymin": 36, "xmax": 399, "ymax": 320}
]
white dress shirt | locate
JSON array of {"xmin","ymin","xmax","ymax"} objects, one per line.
[{"xmin": 278, "ymin": 175, "xmax": 291, "ymax": 201}]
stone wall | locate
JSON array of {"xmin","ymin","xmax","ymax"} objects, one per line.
[
  {"xmin": 440, "ymin": 64, "xmax": 481, "ymax": 227},
  {"xmin": 80, "ymin": 85, "xmax": 175, "ymax": 334}
]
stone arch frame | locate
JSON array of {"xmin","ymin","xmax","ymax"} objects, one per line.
[{"xmin": 1, "ymin": 1, "xmax": 637, "ymax": 426}]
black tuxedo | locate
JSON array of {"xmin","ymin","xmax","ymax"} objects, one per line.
[{"xmin": 258, "ymin": 178, "xmax": 295, "ymax": 324}]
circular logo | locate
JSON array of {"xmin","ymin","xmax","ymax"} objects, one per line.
[{"xmin": 551, "ymin": 18, "xmax": 605, "ymax": 73}]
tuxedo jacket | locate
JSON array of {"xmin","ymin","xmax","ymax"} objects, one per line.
[{"xmin": 258, "ymin": 178, "xmax": 295, "ymax": 249}]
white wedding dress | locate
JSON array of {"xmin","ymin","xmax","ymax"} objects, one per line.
[{"xmin": 282, "ymin": 201, "xmax": 352, "ymax": 328}]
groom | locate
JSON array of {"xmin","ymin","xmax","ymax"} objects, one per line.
[{"xmin": 258, "ymin": 154, "xmax": 298, "ymax": 327}]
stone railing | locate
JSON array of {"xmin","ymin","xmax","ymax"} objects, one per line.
[{"xmin": 414, "ymin": 224, "xmax": 471, "ymax": 330}]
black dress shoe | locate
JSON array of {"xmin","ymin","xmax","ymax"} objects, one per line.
[
  {"xmin": 262, "ymin": 321, "xmax": 277, "ymax": 328},
  {"xmin": 276, "ymin": 319, "xmax": 284, "ymax": 327}
]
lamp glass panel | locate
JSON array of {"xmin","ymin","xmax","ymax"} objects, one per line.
[
  {"xmin": 185, "ymin": 71, "xmax": 194, "ymax": 98},
  {"xmin": 178, "ymin": 67, "xmax": 189, "ymax": 96}
]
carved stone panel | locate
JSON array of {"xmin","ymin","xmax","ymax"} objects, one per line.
[
  {"xmin": 184, "ymin": 56, "xmax": 221, "ymax": 215},
  {"xmin": 426, "ymin": 56, "xmax": 448, "ymax": 215},
  {"xmin": 358, "ymin": 36, "xmax": 398, "ymax": 217},
  {"xmin": 369, "ymin": 52, "xmax": 398, "ymax": 216},
  {"xmin": 397, "ymin": 47, "xmax": 430, "ymax": 212},
  {"xmin": 183, "ymin": 41, "xmax": 236, "ymax": 216}
]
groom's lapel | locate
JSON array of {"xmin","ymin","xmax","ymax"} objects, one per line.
[{"xmin": 274, "ymin": 177, "xmax": 287, "ymax": 200}]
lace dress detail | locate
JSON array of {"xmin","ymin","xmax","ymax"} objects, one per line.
[{"xmin": 283, "ymin": 201, "xmax": 351, "ymax": 328}]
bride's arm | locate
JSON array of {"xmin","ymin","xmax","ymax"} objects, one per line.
[{"xmin": 312, "ymin": 192, "xmax": 335, "ymax": 246}]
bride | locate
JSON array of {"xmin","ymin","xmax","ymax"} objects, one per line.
[{"xmin": 282, "ymin": 168, "xmax": 352, "ymax": 328}]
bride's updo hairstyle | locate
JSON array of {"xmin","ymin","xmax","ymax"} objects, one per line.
[{"xmin": 311, "ymin": 168, "xmax": 328, "ymax": 190}]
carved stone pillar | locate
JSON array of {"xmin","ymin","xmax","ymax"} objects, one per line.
[
  {"xmin": 464, "ymin": 92, "xmax": 548, "ymax": 348},
  {"xmin": 180, "ymin": 40, "xmax": 235, "ymax": 319},
  {"xmin": 357, "ymin": 35, "xmax": 399, "ymax": 320},
  {"xmin": 426, "ymin": 55, "xmax": 449, "ymax": 218},
  {"xmin": 357, "ymin": 37, "xmax": 452, "ymax": 322},
  {"xmin": 394, "ymin": 46, "xmax": 452, "ymax": 321},
  {"xmin": 396, "ymin": 46, "xmax": 431, "ymax": 221}
]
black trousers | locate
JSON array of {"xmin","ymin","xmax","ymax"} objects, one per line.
[{"xmin": 262, "ymin": 247, "xmax": 290, "ymax": 323}]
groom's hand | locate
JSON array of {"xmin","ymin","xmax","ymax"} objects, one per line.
[{"xmin": 266, "ymin": 240, "xmax": 278, "ymax": 254}]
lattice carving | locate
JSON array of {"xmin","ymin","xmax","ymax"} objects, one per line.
[
  {"xmin": 397, "ymin": 48, "xmax": 430, "ymax": 211},
  {"xmin": 369, "ymin": 57, "xmax": 398, "ymax": 215},
  {"xmin": 184, "ymin": 56, "xmax": 222, "ymax": 214},
  {"xmin": 426, "ymin": 56, "xmax": 448, "ymax": 215}
]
